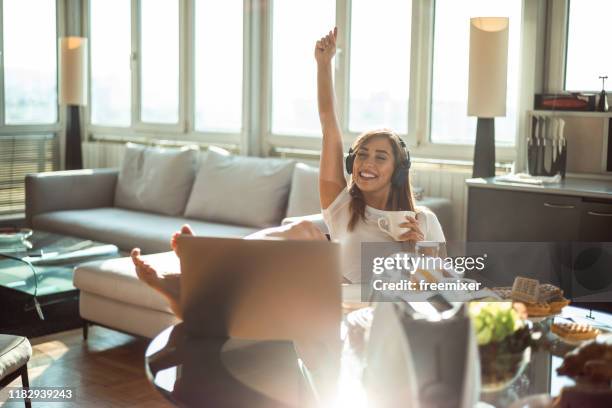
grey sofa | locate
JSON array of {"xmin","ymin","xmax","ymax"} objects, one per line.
[
  {"xmin": 25, "ymin": 168, "xmax": 261, "ymax": 254},
  {"xmin": 25, "ymin": 170, "xmax": 453, "ymax": 255},
  {"xmin": 25, "ymin": 149, "xmax": 452, "ymax": 338}
]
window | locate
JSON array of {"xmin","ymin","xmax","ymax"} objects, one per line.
[
  {"xmin": 90, "ymin": 0, "xmax": 131, "ymax": 126},
  {"xmin": 3, "ymin": 0, "xmax": 57, "ymax": 124},
  {"xmin": 348, "ymin": 0, "xmax": 412, "ymax": 134},
  {"xmin": 194, "ymin": 0, "xmax": 243, "ymax": 132},
  {"xmin": 0, "ymin": 0, "xmax": 59, "ymax": 216},
  {"xmin": 84, "ymin": 0, "xmax": 532, "ymax": 160},
  {"xmin": 89, "ymin": 0, "xmax": 244, "ymax": 134},
  {"xmin": 430, "ymin": 0, "xmax": 522, "ymax": 145},
  {"xmin": 271, "ymin": 0, "xmax": 335, "ymax": 136},
  {"xmin": 565, "ymin": 0, "xmax": 612, "ymax": 91},
  {"xmin": 140, "ymin": 0, "xmax": 180, "ymax": 124}
]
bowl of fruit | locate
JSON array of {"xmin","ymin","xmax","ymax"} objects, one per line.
[{"xmin": 469, "ymin": 302, "xmax": 532, "ymax": 392}]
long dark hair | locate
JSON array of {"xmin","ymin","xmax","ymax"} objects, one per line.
[{"xmin": 348, "ymin": 129, "xmax": 417, "ymax": 231}]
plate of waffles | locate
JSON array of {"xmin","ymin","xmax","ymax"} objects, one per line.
[{"xmin": 492, "ymin": 279, "xmax": 570, "ymax": 321}]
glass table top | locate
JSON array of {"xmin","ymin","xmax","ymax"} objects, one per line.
[{"xmin": 0, "ymin": 230, "xmax": 118, "ymax": 297}]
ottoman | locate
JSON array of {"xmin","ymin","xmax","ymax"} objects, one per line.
[{"xmin": 73, "ymin": 252, "xmax": 181, "ymax": 339}]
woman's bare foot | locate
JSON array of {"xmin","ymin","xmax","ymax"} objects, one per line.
[
  {"xmin": 170, "ymin": 224, "xmax": 195, "ymax": 255},
  {"xmin": 131, "ymin": 247, "xmax": 183, "ymax": 318},
  {"xmin": 131, "ymin": 248, "xmax": 163, "ymax": 290}
]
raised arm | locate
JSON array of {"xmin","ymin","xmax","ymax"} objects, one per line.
[{"xmin": 315, "ymin": 27, "xmax": 346, "ymax": 209}]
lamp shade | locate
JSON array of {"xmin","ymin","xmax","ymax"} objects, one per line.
[
  {"xmin": 467, "ymin": 17, "xmax": 508, "ymax": 118},
  {"xmin": 59, "ymin": 37, "xmax": 88, "ymax": 106}
]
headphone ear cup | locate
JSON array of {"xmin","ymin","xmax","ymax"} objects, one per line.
[
  {"xmin": 392, "ymin": 163, "xmax": 409, "ymax": 187},
  {"xmin": 405, "ymin": 149, "xmax": 411, "ymax": 171},
  {"xmin": 398, "ymin": 137, "xmax": 411, "ymax": 170},
  {"xmin": 345, "ymin": 149, "xmax": 355, "ymax": 175}
]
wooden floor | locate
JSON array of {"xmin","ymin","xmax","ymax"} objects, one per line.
[{"xmin": 4, "ymin": 326, "xmax": 173, "ymax": 407}]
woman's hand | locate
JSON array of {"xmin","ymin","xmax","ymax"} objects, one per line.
[
  {"xmin": 315, "ymin": 27, "xmax": 337, "ymax": 65},
  {"xmin": 398, "ymin": 215, "xmax": 425, "ymax": 242}
]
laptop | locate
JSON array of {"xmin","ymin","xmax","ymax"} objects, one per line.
[{"xmin": 176, "ymin": 235, "xmax": 343, "ymax": 375}]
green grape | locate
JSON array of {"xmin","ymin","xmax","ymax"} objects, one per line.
[{"xmin": 469, "ymin": 302, "xmax": 525, "ymax": 346}]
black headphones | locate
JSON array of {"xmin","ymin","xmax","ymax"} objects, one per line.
[{"xmin": 345, "ymin": 136, "xmax": 411, "ymax": 187}]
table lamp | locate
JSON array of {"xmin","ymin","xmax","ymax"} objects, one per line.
[
  {"xmin": 59, "ymin": 37, "xmax": 88, "ymax": 170},
  {"xmin": 468, "ymin": 17, "xmax": 509, "ymax": 178}
]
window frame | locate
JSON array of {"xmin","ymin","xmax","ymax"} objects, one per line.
[
  {"xmin": 0, "ymin": 0, "xmax": 64, "ymax": 134},
  {"xmin": 558, "ymin": 0, "xmax": 610, "ymax": 93},
  {"xmin": 0, "ymin": 0, "xmax": 63, "ymax": 218},
  {"xmin": 83, "ymin": 0, "xmax": 247, "ymax": 148},
  {"xmin": 545, "ymin": 0, "xmax": 568, "ymax": 92},
  {"xmin": 133, "ymin": 0, "xmax": 185, "ymax": 132},
  {"xmin": 412, "ymin": 0, "xmax": 524, "ymax": 163},
  {"xmin": 82, "ymin": 0, "xmax": 541, "ymax": 164},
  {"xmin": 263, "ymin": 0, "xmax": 532, "ymax": 163}
]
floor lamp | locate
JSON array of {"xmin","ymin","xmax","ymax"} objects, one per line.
[
  {"xmin": 59, "ymin": 37, "xmax": 88, "ymax": 170},
  {"xmin": 468, "ymin": 17, "xmax": 509, "ymax": 178}
]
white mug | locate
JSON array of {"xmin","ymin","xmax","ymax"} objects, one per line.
[{"xmin": 377, "ymin": 211, "xmax": 416, "ymax": 241}]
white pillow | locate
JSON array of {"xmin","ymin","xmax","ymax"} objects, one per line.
[
  {"xmin": 286, "ymin": 163, "xmax": 321, "ymax": 217},
  {"xmin": 114, "ymin": 143, "xmax": 199, "ymax": 216},
  {"xmin": 184, "ymin": 149, "xmax": 295, "ymax": 227}
]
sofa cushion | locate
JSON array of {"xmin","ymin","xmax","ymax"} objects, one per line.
[
  {"xmin": 114, "ymin": 143, "xmax": 199, "ymax": 216},
  {"xmin": 74, "ymin": 252, "xmax": 178, "ymax": 314},
  {"xmin": 184, "ymin": 149, "xmax": 295, "ymax": 228},
  {"xmin": 286, "ymin": 163, "xmax": 321, "ymax": 217},
  {"xmin": 32, "ymin": 207, "xmax": 259, "ymax": 254}
]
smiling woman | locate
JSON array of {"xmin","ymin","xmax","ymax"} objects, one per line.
[{"xmin": 314, "ymin": 28, "xmax": 445, "ymax": 283}]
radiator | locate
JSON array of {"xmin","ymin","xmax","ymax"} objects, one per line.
[
  {"xmin": 83, "ymin": 141, "xmax": 127, "ymax": 168},
  {"xmin": 411, "ymin": 164, "xmax": 472, "ymax": 241}
]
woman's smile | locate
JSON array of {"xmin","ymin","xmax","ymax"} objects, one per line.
[{"xmin": 358, "ymin": 170, "xmax": 378, "ymax": 180}]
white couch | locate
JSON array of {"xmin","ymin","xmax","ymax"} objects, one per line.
[{"xmin": 25, "ymin": 144, "xmax": 452, "ymax": 338}]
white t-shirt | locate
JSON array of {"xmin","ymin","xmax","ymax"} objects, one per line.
[{"xmin": 322, "ymin": 188, "xmax": 445, "ymax": 283}]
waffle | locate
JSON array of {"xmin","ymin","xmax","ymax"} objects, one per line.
[
  {"xmin": 525, "ymin": 302, "xmax": 551, "ymax": 317},
  {"xmin": 538, "ymin": 283, "xmax": 563, "ymax": 302},
  {"xmin": 511, "ymin": 277, "xmax": 540, "ymax": 303},
  {"xmin": 549, "ymin": 297, "xmax": 571, "ymax": 314},
  {"xmin": 492, "ymin": 287, "xmax": 512, "ymax": 300},
  {"xmin": 552, "ymin": 322, "xmax": 600, "ymax": 341}
]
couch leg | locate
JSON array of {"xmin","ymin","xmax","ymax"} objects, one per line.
[
  {"xmin": 20, "ymin": 366, "xmax": 31, "ymax": 408},
  {"xmin": 83, "ymin": 321, "xmax": 89, "ymax": 341}
]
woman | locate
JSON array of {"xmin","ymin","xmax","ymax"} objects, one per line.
[{"xmin": 315, "ymin": 28, "xmax": 445, "ymax": 283}]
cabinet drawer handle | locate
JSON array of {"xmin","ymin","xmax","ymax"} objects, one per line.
[
  {"xmin": 587, "ymin": 211, "xmax": 612, "ymax": 217},
  {"xmin": 543, "ymin": 202, "xmax": 575, "ymax": 209}
]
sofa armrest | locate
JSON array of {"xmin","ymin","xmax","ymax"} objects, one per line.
[
  {"xmin": 281, "ymin": 213, "xmax": 329, "ymax": 235},
  {"xmin": 25, "ymin": 168, "xmax": 119, "ymax": 227}
]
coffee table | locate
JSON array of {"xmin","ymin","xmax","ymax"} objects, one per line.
[{"xmin": 0, "ymin": 230, "xmax": 119, "ymax": 337}]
